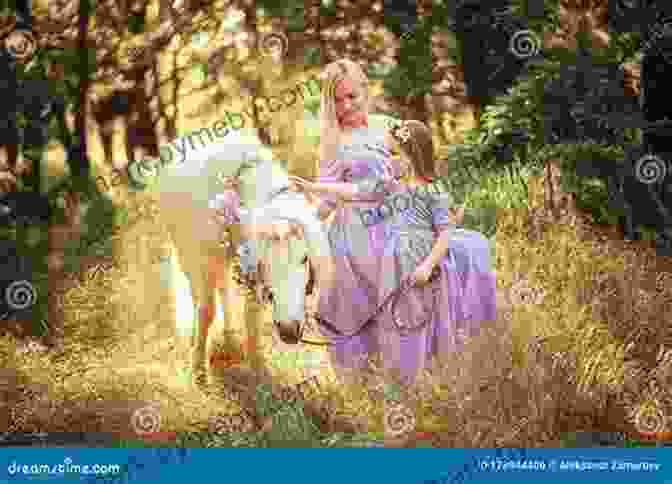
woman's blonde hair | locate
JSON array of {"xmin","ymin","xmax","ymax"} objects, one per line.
[
  {"xmin": 319, "ymin": 59, "xmax": 370, "ymax": 162},
  {"xmin": 391, "ymin": 120, "xmax": 436, "ymax": 180}
]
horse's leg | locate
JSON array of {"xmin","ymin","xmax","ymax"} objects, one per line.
[
  {"xmin": 243, "ymin": 284, "xmax": 265, "ymax": 379},
  {"xmin": 229, "ymin": 224, "xmax": 265, "ymax": 377},
  {"xmin": 192, "ymin": 265, "xmax": 216, "ymax": 384},
  {"xmin": 209, "ymin": 249, "xmax": 237, "ymax": 348},
  {"xmin": 173, "ymin": 236, "xmax": 217, "ymax": 384}
]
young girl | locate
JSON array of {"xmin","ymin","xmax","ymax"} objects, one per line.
[{"xmin": 289, "ymin": 120, "xmax": 495, "ymax": 383}]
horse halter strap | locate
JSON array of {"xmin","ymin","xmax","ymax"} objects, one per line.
[{"xmin": 313, "ymin": 266, "xmax": 441, "ymax": 344}]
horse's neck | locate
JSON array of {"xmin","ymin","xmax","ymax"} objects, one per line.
[{"xmin": 238, "ymin": 158, "xmax": 290, "ymax": 207}]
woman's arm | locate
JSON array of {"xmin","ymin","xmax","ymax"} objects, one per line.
[
  {"xmin": 300, "ymin": 179, "xmax": 360, "ymax": 198},
  {"xmin": 311, "ymin": 158, "xmax": 349, "ymax": 218}
]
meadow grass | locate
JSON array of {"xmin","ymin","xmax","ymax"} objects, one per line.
[
  {"xmin": 3, "ymin": 158, "xmax": 670, "ymax": 447},
  {"xmin": 2, "ymin": 23, "xmax": 670, "ymax": 444}
]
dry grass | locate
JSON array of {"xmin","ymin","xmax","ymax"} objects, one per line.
[
  {"xmin": 3, "ymin": 17, "xmax": 671, "ymax": 445},
  {"xmin": 3, "ymin": 167, "xmax": 672, "ymax": 446}
]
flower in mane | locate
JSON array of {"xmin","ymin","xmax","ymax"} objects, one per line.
[{"xmin": 390, "ymin": 120, "xmax": 411, "ymax": 144}]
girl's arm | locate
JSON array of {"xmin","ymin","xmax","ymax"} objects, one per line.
[
  {"xmin": 423, "ymin": 193, "xmax": 460, "ymax": 269},
  {"xmin": 424, "ymin": 230, "xmax": 452, "ymax": 270},
  {"xmin": 305, "ymin": 180, "xmax": 360, "ymax": 198},
  {"xmin": 289, "ymin": 175, "xmax": 394, "ymax": 199}
]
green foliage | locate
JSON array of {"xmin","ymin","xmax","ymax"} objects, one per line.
[
  {"xmin": 304, "ymin": 97, "xmax": 320, "ymax": 117},
  {"xmin": 303, "ymin": 46, "xmax": 321, "ymax": 67},
  {"xmin": 0, "ymin": 223, "xmax": 50, "ymax": 338},
  {"xmin": 193, "ymin": 63, "xmax": 208, "ymax": 82},
  {"xmin": 33, "ymin": 47, "xmax": 95, "ymax": 108},
  {"xmin": 45, "ymin": 184, "xmax": 125, "ymax": 276},
  {"xmin": 507, "ymin": 0, "xmax": 562, "ymax": 38},
  {"xmin": 432, "ymin": 8, "xmax": 645, "ymax": 227},
  {"xmin": 256, "ymin": 0, "xmax": 305, "ymax": 32},
  {"xmin": 127, "ymin": 10, "xmax": 146, "ymax": 34},
  {"xmin": 318, "ymin": 0, "xmax": 338, "ymax": 19},
  {"xmin": 382, "ymin": 18, "xmax": 434, "ymax": 100}
]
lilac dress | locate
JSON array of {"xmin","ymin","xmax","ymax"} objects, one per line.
[
  {"xmin": 316, "ymin": 126, "xmax": 497, "ymax": 382},
  {"xmin": 315, "ymin": 126, "xmax": 400, "ymax": 370},
  {"xmin": 361, "ymin": 180, "xmax": 496, "ymax": 383}
]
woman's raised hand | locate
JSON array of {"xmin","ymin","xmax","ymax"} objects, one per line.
[{"xmin": 287, "ymin": 176, "xmax": 313, "ymax": 192}]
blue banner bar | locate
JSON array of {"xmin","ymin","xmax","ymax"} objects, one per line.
[{"xmin": 0, "ymin": 448, "xmax": 669, "ymax": 483}]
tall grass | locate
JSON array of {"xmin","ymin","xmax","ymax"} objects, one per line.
[{"xmin": 5, "ymin": 163, "xmax": 669, "ymax": 446}]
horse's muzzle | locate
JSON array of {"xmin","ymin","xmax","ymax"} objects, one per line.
[{"xmin": 273, "ymin": 319, "xmax": 303, "ymax": 345}]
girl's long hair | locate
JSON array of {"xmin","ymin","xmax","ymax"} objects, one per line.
[
  {"xmin": 319, "ymin": 59, "xmax": 370, "ymax": 163},
  {"xmin": 393, "ymin": 120, "xmax": 436, "ymax": 181}
]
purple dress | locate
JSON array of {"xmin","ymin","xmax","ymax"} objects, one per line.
[
  {"xmin": 315, "ymin": 126, "xmax": 399, "ymax": 370},
  {"xmin": 316, "ymin": 126, "xmax": 497, "ymax": 383}
]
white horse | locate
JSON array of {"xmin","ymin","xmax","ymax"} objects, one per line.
[{"xmin": 137, "ymin": 128, "xmax": 333, "ymax": 383}]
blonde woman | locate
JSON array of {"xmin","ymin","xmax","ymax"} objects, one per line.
[
  {"xmin": 298, "ymin": 59, "xmax": 413, "ymax": 378},
  {"xmin": 291, "ymin": 119, "xmax": 497, "ymax": 383}
]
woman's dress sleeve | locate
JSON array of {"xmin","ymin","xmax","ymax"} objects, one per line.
[{"xmin": 315, "ymin": 157, "xmax": 349, "ymax": 213}]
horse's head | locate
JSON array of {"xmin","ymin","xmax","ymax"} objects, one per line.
[
  {"xmin": 253, "ymin": 240, "xmax": 313, "ymax": 344},
  {"xmin": 246, "ymin": 193, "xmax": 333, "ymax": 344}
]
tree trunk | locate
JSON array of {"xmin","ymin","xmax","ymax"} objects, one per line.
[
  {"xmin": 46, "ymin": 191, "xmax": 82, "ymax": 348},
  {"xmin": 76, "ymin": 0, "xmax": 90, "ymax": 163}
]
